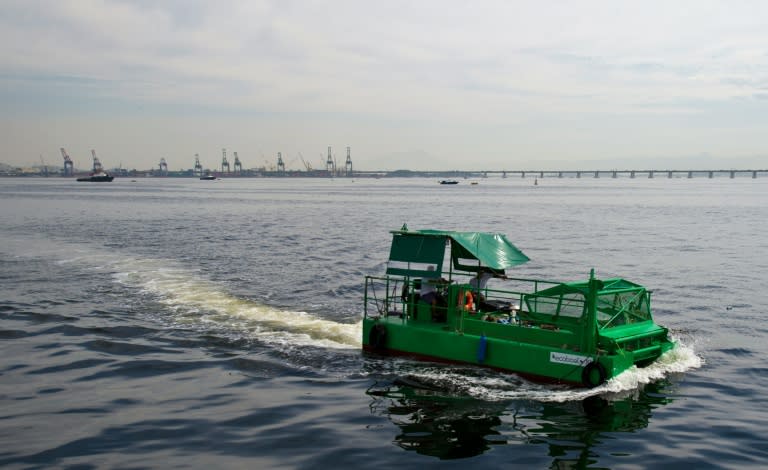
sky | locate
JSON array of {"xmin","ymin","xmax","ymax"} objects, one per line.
[{"xmin": 1, "ymin": 0, "xmax": 767, "ymax": 171}]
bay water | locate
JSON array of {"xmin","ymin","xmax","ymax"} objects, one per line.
[{"xmin": 1, "ymin": 176, "xmax": 766, "ymax": 469}]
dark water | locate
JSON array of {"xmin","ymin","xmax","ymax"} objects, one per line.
[{"xmin": 1, "ymin": 176, "xmax": 766, "ymax": 469}]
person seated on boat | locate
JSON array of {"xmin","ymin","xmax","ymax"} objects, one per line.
[
  {"xmin": 470, "ymin": 268, "xmax": 507, "ymax": 311},
  {"xmin": 419, "ymin": 266, "xmax": 448, "ymax": 322}
]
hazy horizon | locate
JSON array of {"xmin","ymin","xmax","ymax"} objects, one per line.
[
  {"xmin": 2, "ymin": 1, "xmax": 767, "ymax": 171},
  {"xmin": 3, "ymin": 152, "xmax": 767, "ymax": 173}
]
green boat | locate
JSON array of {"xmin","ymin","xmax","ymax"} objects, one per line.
[{"xmin": 362, "ymin": 226, "xmax": 675, "ymax": 387}]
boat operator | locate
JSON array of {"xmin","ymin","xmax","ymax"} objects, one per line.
[
  {"xmin": 420, "ymin": 266, "xmax": 448, "ymax": 322},
  {"xmin": 470, "ymin": 268, "xmax": 507, "ymax": 311}
]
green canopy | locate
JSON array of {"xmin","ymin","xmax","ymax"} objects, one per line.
[
  {"xmin": 528, "ymin": 278, "xmax": 644, "ymax": 297},
  {"xmin": 386, "ymin": 228, "xmax": 529, "ymax": 277}
]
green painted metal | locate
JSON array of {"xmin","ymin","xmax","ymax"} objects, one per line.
[
  {"xmin": 385, "ymin": 227, "xmax": 530, "ymax": 278},
  {"xmin": 363, "ymin": 228, "xmax": 675, "ymax": 387}
]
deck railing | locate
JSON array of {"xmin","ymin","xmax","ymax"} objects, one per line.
[{"xmin": 364, "ymin": 274, "xmax": 563, "ymax": 321}]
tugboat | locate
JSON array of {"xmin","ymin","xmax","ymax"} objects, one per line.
[
  {"xmin": 76, "ymin": 171, "xmax": 114, "ymax": 182},
  {"xmin": 362, "ymin": 226, "xmax": 675, "ymax": 387},
  {"xmin": 439, "ymin": 180, "xmax": 459, "ymax": 185},
  {"xmin": 76, "ymin": 150, "xmax": 114, "ymax": 182}
]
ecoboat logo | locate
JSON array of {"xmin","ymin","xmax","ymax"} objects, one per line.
[{"xmin": 550, "ymin": 352, "xmax": 593, "ymax": 367}]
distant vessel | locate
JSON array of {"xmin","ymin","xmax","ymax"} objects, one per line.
[
  {"xmin": 77, "ymin": 172, "xmax": 114, "ymax": 182},
  {"xmin": 200, "ymin": 175, "xmax": 216, "ymax": 180},
  {"xmin": 77, "ymin": 149, "xmax": 114, "ymax": 182},
  {"xmin": 439, "ymin": 180, "xmax": 459, "ymax": 185}
]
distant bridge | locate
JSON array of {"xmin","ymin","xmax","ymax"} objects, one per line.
[
  {"xmin": 352, "ymin": 168, "xmax": 768, "ymax": 179},
  {"xmin": 473, "ymin": 169, "xmax": 767, "ymax": 179}
]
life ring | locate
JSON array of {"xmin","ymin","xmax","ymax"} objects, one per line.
[
  {"xmin": 581, "ymin": 361, "xmax": 608, "ymax": 388},
  {"xmin": 369, "ymin": 324, "xmax": 388, "ymax": 351},
  {"xmin": 458, "ymin": 290, "xmax": 474, "ymax": 311}
]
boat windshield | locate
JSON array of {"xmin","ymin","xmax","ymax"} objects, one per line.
[
  {"xmin": 527, "ymin": 292, "xmax": 586, "ymax": 319},
  {"xmin": 596, "ymin": 289, "xmax": 652, "ymax": 328}
]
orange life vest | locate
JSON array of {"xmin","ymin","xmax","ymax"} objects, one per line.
[{"xmin": 460, "ymin": 290, "xmax": 474, "ymax": 311}]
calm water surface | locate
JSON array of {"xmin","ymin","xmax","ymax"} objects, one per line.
[{"xmin": 1, "ymin": 176, "xmax": 767, "ymax": 469}]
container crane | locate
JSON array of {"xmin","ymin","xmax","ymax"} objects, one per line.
[
  {"xmin": 40, "ymin": 155, "xmax": 49, "ymax": 177},
  {"xmin": 344, "ymin": 146, "xmax": 352, "ymax": 176},
  {"xmin": 298, "ymin": 152, "xmax": 312, "ymax": 171},
  {"xmin": 91, "ymin": 149, "xmax": 103, "ymax": 173},
  {"xmin": 233, "ymin": 152, "xmax": 242, "ymax": 175},
  {"xmin": 193, "ymin": 154, "xmax": 203, "ymax": 176},
  {"xmin": 221, "ymin": 148, "xmax": 230, "ymax": 173},
  {"xmin": 326, "ymin": 146, "xmax": 334, "ymax": 174},
  {"xmin": 159, "ymin": 158, "xmax": 168, "ymax": 176},
  {"xmin": 60, "ymin": 148, "xmax": 74, "ymax": 176},
  {"xmin": 277, "ymin": 152, "xmax": 285, "ymax": 174}
]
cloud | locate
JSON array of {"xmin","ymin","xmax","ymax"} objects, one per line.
[{"xmin": 1, "ymin": 0, "xmax": 767, "ymax": 169}]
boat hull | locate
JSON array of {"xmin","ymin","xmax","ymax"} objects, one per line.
[
  {"xmin": 77, "ymin": 175, "xmax": 114, "ymax": 182},
  {"xmin": 363, "ymin": 316, "xmax": 672, "ymax": 387}
]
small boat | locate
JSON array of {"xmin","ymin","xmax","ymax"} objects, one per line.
[
  {"xmin": 362, "ymin": 226, "xmax": 674, "ymax": 387},
  {"xmin": 439, "ymin": 180, "xmax": 459, "ymax": 185},
  {"xmin": 200, "ymin": 175, "xmax": 216, "ymax": 180},
  {"xmin": 77, "ymin": 172, "xmax": 114, "ymax": 182}
]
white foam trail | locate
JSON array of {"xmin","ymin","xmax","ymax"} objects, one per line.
[
  {"xmin": 111, "ymin": 257, "xmax": 362, "ymax": 349},
  {"xmin": 23, "ymin": 236, "xmax": 363, "ymax": 350},
  {"xmin": 390, "ymin": 337, "xmax": 703, "ymax": 402},
  {"xmin": 601, "ymin": 341, "xmax": 702, "ymax": 393}
]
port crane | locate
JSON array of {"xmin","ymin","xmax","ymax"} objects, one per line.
[
  {"xmin": 60, "ymin": 148, "xmax": 74, "ymax": 176},
  {"xmin": 326, "ymin": 146, "xmax": 335, "ymax": 174},
  {"xmin": 221, "ymin": 148, "xmax": 230, "ymax": 173},
  {"xmin": 277, "ymin": 152, "xmax": 285, "ymax": 173},
  {"xmin": 91, "ymin": 149, "xmax": 103, "ymax": 173},
  {"xmin": 193, "ymin": 154, "xmax": 203, "ymax": 176},
  {"xmin": 299, "ymin": 152, "xmax": 312, "ymax": 171},
  {"xmin": 39, "ymin": 155, "xmax": 49, "ymax": 177},
  {"xmin": 344, "ymin": 146, "xmax": 352, "ymax": 176},
  {"xmin": 233, "ymin": 152, "xmax": 242, "ymax": 175},
  {"xmin": 159, "ymin": 158, "xmax": 168, "ymax": 175}
]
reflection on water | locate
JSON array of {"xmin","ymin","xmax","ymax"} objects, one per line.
[
  {"xmin": 368, "ymin": 378, "xmax": 506, "ymax": 459},
  {"xmin": 367, "ymin": 378, "xmax": 675, "ymax": 463}
]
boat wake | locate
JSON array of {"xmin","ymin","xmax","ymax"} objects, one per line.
[
  {"xmin": 110, "ymin": 257, "xmax": 361, "ymax": 350},
  {"xmin": 3, "ymin": 234, "xmax": 364, "ymax": 352}
]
